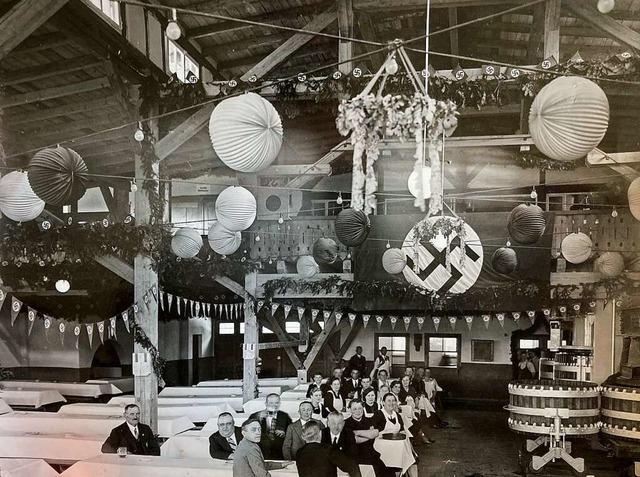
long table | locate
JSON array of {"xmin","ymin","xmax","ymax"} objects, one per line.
[
  {"xmin": 243, "ymin": 398, "xmax": 304, "ymax": 418},
  {"xmin": 196, "ymin": 378, "xmax": 299, "ymax": 390},
  {"xmin": 0, "ymin": 458, "xmax": 60, "ymax": 477},
  {"xmin": 0, "ymin": 412, "xmax": 194, "ymax": 438},
  {"xmin": 58, "ymin": 402, "xmax": 236, "ymax": 423},
  {"xmin": 0, "ymin": 430, "xmax": 104, "ymax": 464},
  {"xmin": 85, "ymin": 377, "xmax": 134, "ymax": 394},
  {"xmin": 0, "ymin": 389, "xmax": 66, "ymax": 408},
  {"xmin": 159, "ymin": 386, "xmax": 283, "ymax": 397},
  {"xmin": 0, "ymin": 397, "xmax": 13, "ymax": 414},
  {"xmin": 1, "ymin": 381, "xmax": 120, "ymax": 398},
  {"xmin": 109, "ymin": 395, "xmax": 245, "ymax": 412}
]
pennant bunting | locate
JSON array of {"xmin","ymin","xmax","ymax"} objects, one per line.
[
  {"xmin": 403, "ymin": 316, "xmax": 412, "ymax": 331},
  {"xmin": 512, "ymin": 312, "xmax": 520, "ymax": 322},
  {"xmin": 86, "ymin": 323, "xmax": 94, "ymax": 347},
  {"xmin": 122, "ymin": 311, "xmax": 130, "ymax": 333},
  {"xmin": 59, "ymin": 321, "xmax": 66, "ymax": 346},
  {"xmin": 505, "ymin": 66, "xmax": 521, "ymax": 79},
  {"xmin": 433, "ymin": 316, "xmax": 441, "ymax": 331},
  {"xmin": 323, "ymin": 311, "xmax": 332, "ymax": 322},
  {"xmin": 109, "ymin": 317, "xmax": 117, "ymax": 340},
  {"xmin": 27, "ymin": 307, "xmax": 36, "ymax": 336},
  {"xmin": 496, "ymin": 313, "xmax": 505, "ymax": 328},
  {"xmin": 416, "ymin": 316, "xmax": 425, "ymax": 331},
  {"xmin": 97, "ymin": 321, "xmax": 105, "ymax": 344},
  {"xmin": 348, "ymin": 313, "xmax": 356, "ymax": 328},
  {"xmin": 569, "ymin": 51, "xmax": 584, "ymax": 63},
  {"xmin": 0, "ymin": 288, "xmax": 6, "ymax": 313},
  {"xmin": 542, "ymin": 308, "xmax": 551, "ymax": 320},
  {"xmin": 482, "ymin": 314, "xmax": 491, "ymax": 329},
  {"xmin": 389, "ymin": 316, "xmax": 398, "ymax": 330},
  {"xmin": 271, "ymin": 303, "xmax": 280, "ymax": 315},
  {"xmin": 311, "ymin": 309, "xmax": 319, "ymax": 322},
  {"xmin": 539, "ymin": 55, "xmax": 558, "ymax": 70},
  {"xmin": 284, "ymin": 305, "xmax": 292, "ymax": 319},
  {"xmin": 297, "ymin": 307, "xmax": 305, "ymax": 321},
  {"xmin": 151, "ymin": 285, "xmax": 158, "ymax": 302},
  {"xmin": 335, "ymin": 312, "xmax": 343, "ymax": 326},
  {"xmin": 74, "ymin": 325, "xmax": 81, "ymax": 349},
  {"xmin": 449, "ymin": 316, "xmax": 457, "ymax": 330},
  {"xmin": 527, "ymin": 310, "xmax": 535, "ymax": 324},
  {"xmin": 573, "ymin": 303, "xmax": 581, "ymax": 312},
  {"xmin": 375, "ymin": 315, "xmax": 384, "ymax": 329},
  {"xmin": 11, "ymin": 297, "xmax": 23, "ymax": 325},
  {"xmin": 44, "ymin": 316, "xmax": 52, "ymax": 341},
  {"xmin": 143, "ymin": 292, "xmax": 149, "ymax": 305},
  {"xmin": 481, "ymin": 64, "xmax": 500, "ymax": 76},
  {"xmin": 361, "ymin": 314, "xmax": 369, "ymax": 328},
  {"xmin": 160, "ymin": 292, "xmax": 165, "ymax": 311},
  {"xmin": 167, "ymin": 293, "xmax": 174, "ymax": 310},
  {"xmin": 195, "ymin": 302, "xmax": 200, "ymax": 317},
  {"xmin": 257, "ymin": 300, "xmax": 265, "ymax": 312},
  {"xmin": 559, "ymin": 306, "xmax": 567, "ymax": 315},
  {"xmin": 465, "ymin": 315, "xmax": 473, "ymax": 331}
]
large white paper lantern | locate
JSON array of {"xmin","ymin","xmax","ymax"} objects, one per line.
[
  {"xmin": 561, "ymin": 232, "xmax": 592, "ymax": 264},
  {"xmin": 0, "ymin": 171, "xmax": 45, "ymax": 222},
  {"xmin": 297, "ymin": 255, "xmax": 320, "ymax": 278},
  {"xmin": 407, "ymin": 166, "xmax": 432, "ymax": 199},
  {"xmin": 208, "ymin": 222, "xmax": 241, "ymax": 255},
  {"xmin": 595, "ymin": 252, "xmax": 624, "ymax": 277},
  {"xmin": 628, "ymin": 177, "xmax": 640, "ymax": 221},
  {"xmin": 215, "ymin": 186, "xmax": 257, "ymax": 232},
  {"xmin": 382, "ymin": 248, "xmax": 407, "ymax": 275},
  {"xmin": 209, "ymin": 92, "xmax": 283, "ymax": 173},
  {"xmin": 171, "ymin": 228, "xmax": 203, "ymax": 258}
]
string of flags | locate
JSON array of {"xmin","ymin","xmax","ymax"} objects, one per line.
[
  {"xmin": 255, "ymin": 299, "xmax": 597, "ymax": 332},
  {"xmin": 159, "ymin": 290, "xmax": 244, "ymax": 320}
]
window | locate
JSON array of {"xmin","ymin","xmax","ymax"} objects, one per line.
[
  {"xmin": 427, "ymin": 335, "xmax": 460, "ymax": 368},
  {"xmin": 285, "ymin": 322, "xmax": 300, "ymax": 334},
  {"xmin": 167, "ymin": 40, "xmax": 200, "ymax": 83},
  {"xmin": 519, "ymin": 339, "xmax": 540, "ymax": 350},
  {"xmin": 218, "ymin": 323, "xmax": 235, "ymax": 335},
  {"xmin": 239, "ymin": 323, "xmax": 245, "ymax": 334},
  {"xmin": 88, "ymin": 0, "xmax": 120, "ymax": 24},
  {"xmin": 471, "ymin": 340, "xmax": 494, "ymax": 362},
  {"xmin": 376, "ymin": 335, "xmax": 407, "ymax": 376}
]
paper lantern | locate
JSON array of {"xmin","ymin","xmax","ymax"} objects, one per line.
[
  {"xmin": 561, "ymin": 232, "xmax": 592, "ymax": 264},
  {"xmin": 28, "ymin": 147, "xmax": 88, "ymax": 205},
  {"xmin": 208, "ymin": 222, "xmax": 241, "ymax": 255},
  {"xmin": 407, "ymin": 166, "xmax": 432, "ymax": 199},
  {"xmin": 209, "ymin": 92, "xmax": 283, "ymax": 173},
  {"xmin": 628, "ymin": 177, "xmax": 640, "ymax": 221},
  {"xmin": 529, "ymin": 76, "xmax": 609, "ymax": 161},
  {"xmin": 171, "ymin": 228, "xmax": 203, "ymax": 258},
  {"xmin": 491, "ymin": 247, "xmax": 518, "ymax": 274},
  {"xmin": 297, "ymin": 255, "xmax": 319, "ymax": 279},
  {"xmin": 595, "ymin": 252, "xmax": 624, "ymax": 277},
  {"xmin": 382, "ymin": 248, "xmax": 407, "ymax": 274},
  {"xmin": 507, "ymin": 204, "xmax": 546, "ymax": 244},
  {"xmin": 313, "ymin": 237, "xmax": 339, "ymax": 264},
  {"xmin": 0, "ymin": 171, "xmax": 45, "ymax": 222},
  {"xmin": 215, "ymin": 186, "xmax": 257, "ymax": 232},
  {"xmin": 335, "ymin": 208, "xmax": 370, "ymax": 247}
]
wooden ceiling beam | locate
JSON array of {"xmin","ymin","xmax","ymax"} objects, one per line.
[
  {"xmin": 356, "ymin": 13, "xmax": 385, "ymax": 70},
  {"xmin": 0, "ymin": 77, "xmax": 110, "ymax": 109},
  {"xmin": 543, "ymin": 0, "xmax": 560, "ymax": 61},
  {"xmin": 2, "ymin": 55, "xmax": 102, "ymax": 87},
  {"xmin": 9, "ymin": 115, "xmax": 122, "ymax": 139},
  {"xmin": 353, "ymin": 0, "xmax": 532, "ymax": 11},
  {"xmin": 564, "ymin": 0, "xmax": 640, "ymax": 51},
  {"xmin": 0, "ymin": 0, "xmax": 70, "ymax": 60},
  {"xmin": 219, "ymin": 42, "xmax": 332, "ymax": 71},
  {"xmin": 80, "ymin": 142, "xmax": 133, "ymax": 159},
  {"xmin": 337, "ymin": 0, "xmax": 354, "ymax": 74},
  {"xmin": 203, "ymin": 32, "xmax": 291, "ymax": 56},
  {"xmin": 448, "ymin": 7, "xmax": 459, "ymax": 68},
  {"xmin": 240, "ymin": 6, "xmax": 337, "ymax": 81},
  {"xmin": 6, "ymin": 32, "xmax": 71, "ymax": 56},
  {"xmin": 155, "ymin": 103, "xmax": 216, "ymax": 161},
  {"xmin": 3, "ymin": 96, "xmax": 119, "ymax": 125}
]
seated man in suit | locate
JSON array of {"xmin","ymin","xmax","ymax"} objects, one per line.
[
  {"xmin": 296, "ymin": 420, "xmax": 362, "ymax": 477},
  {"xmin": 248, "ymin": 393, "xmax": 293, "ymax": 460},
  {"xmin": 101, "ymin": 403, "xmax": 160, "ymax": 456},
  {"xmin": 283, "ymin": 401, "xmax": 325, "ymax": 460},
  {"xmin": 342, "ymin": 369, "xmax": 362, "ymax": 400},
  {"xmin": 321, "ymin": 411, "xmax": 356, "ymax": 454},
  {"xmin": 209, "ymin": 412, "xmax": 243, "ymax": 460},
  {"xmin": 233, "ymin": 418, "xmax": 290, "ymax": 477}
]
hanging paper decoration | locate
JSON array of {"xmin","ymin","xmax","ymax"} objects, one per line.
[
  {"xmin": 296, "ymin": 255, "xmax": 320, "ymax": 279},
  {"xmin": 335, "ymin": 312, "xmax": 343, "ymax": 325},
  {"xmin": 109, "ymin": 317, "xmax": 117, "ymax": 340},
  {"xmin": 121, "ymin": 311, "xmax": 130, "ymax": 333},
  {"xmin": 171, "ymin": 228, "xmax": 203, "ymax": 259},
  {"xmin": 512, "ymin": 312, "xmax": 520, "ymax": 322},
  {"xmin": 0, "ymin": 171, "xmax": 46, "ymax": 222},
  {"xmin": 323, "ymin": 310, "xmax": 331, "ymax": 322},
  {"xmin": 407, "ymin": 165, "xmax": 432, "ymax": 207},
  {"xmin": 529, "ymin": 76, "xmax": 609, "ymax": 162},
  {"xmin": 215, "ymin": 186, "xmax": 257, "ymax": 232},
  {"xmin": 389, "ymin": 316, "xmax": 398, "ymax": 330},
  {"xmin": 561, "ymin": 232, "xmax": 592, "ymax": 264},
  {"xmin": 311, "ymin": 309, "xmax": 319, "ymax": 322},
  {"xmin": 403, "ymin": 316, "xmax": 412, "ymax": 331},
  {"xmin": 271, "ymin": 303, "xmax": 280, "ymax": 315},
  {"xmin": 482, "ymin": 314, "xmax": 491, "ymax": 329},
  {"xmin": 297, "ymin": 307, "xmax": 305, "ymax": 320},
  {"xmin": 382, "ymin": 248, "xmax": 407, "ymax": 275},
  {"xmin": 208, "ymin": 92, "xmax": 283, "ymax": 173},
  {"xmin": 354, "ymin": 313, "xmax": 362, "ymax": 327},
  {"xmin": 375, "ymin": 315, "xmax": 384, "ymax": 329},
  {"xmin": 11, "ymin": 297, "xmax": 23, "ymax": 325},
  {"xmin": 448, "ymin": 316, "xmax": 457, "ymax": 330},
  {"xmin": 527, "ymin": 310, "xmax": 536, "ymax": 325},
  {"xmin": 74, "ymin": 325, "xmax": 81, "ymax": 349},
  {"xmin": 491, "ymin": 247, "xmax": 518, "ymax": 274},
  {"xmin": 0, "ymin": 289, "xmax": 5, "ymax": 313},
  {"xmin": 59, "ymin": 322, "xmax": 66, "ymax": 345},
  {"xmin": 27, "ymin": 146, "xmax": 89, "ymax": 206},
  {"xmin": 417, "ymin": 316, "xmax": 425, "ymax": 331},
  {"xmin": 335, "ymin": 208, "xmax": 370, "ymax": 247},
  {"xmin": 313, "ymin": 237, "xmax": 339, "ymax": 264},
  {"xmin": 507, "ymin": 204, "xmax": 546, "ymax": 245},
  {"xmin": 43, "ymin": 316, "xmax": 51, "ymax": 341},
  {"xmin": 465, "ymin": 316, "xmax": 473, "ymax": 331},
  {"xmin": 496, "ymin": 313, "xmax": 505, "ymax": 328},
  {"xmin": 283, "ymin": 304, "xmax": 292, "ymax": 319},
  {"xmin": 86, "ymin": 323, "xmax": 94, "ymax": 347},
  {"xmin": 595, "ymin": 251, "xmax": 625, "ymax": 277},
  {"xmin": 433, "ymin": 316, "xmax": 441, "ymax": 331},
  {"xmin": 97, "ymin": 321, "xmax": 105, "ymax": 344},
  {"xmin": 208, "ymin": 222, "xmax": 242, "ymax": 255},
  {"xmin": 628, "ymin": 177, "xmax": 640, "ymax": 221}
]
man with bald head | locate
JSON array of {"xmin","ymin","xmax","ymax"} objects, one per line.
[
  {"xmin": 209, "ymin": 412, "xmax": 243, "ymax": 460},
  {"xmin": 321, "ymin": 411, "xmax": 355, "ymax": 453},
  {"xmin": 296, "ymin": 421, "xmax": 362, "ymax": 477},
  {"xmin": 282, "ymin": 401, "xmax": 325, "ymax": 460}
]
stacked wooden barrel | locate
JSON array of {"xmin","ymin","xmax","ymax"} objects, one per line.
[
  {"xmin": 601, "ymin": 385, "xmax": 640, "ymax": 441},
  {"xmin": 507, "ymin": 379, "xmax": 601, "ymax": 436}
]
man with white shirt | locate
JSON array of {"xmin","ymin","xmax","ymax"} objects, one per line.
[
  {"xmin": 321, "ymin": 411, "xmax": 355, "ymax": 453},
  {"xmin": 210, "ymin": 412, "xmax": 243, "ymax": 459},
  {"xmin": 282, "ymin": 401, "xmax": 325, "ymax": 459},
  {"xmin": 101, "ymin": 404, "xmax": 160, "ymax": 455},
  {"xmin": 342, "ymin": 369, "xmax": 362, "ymax": 399}
]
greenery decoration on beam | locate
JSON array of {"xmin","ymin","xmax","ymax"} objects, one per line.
[
  {"xmin": 128, "ymin": 313, "xmax": 166, "ymax": 381},
  {"xmin": 512, "ymin": 152, "xmax": 581, "ymax": 171}
]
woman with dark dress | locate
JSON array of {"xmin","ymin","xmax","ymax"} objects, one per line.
[
  {"xmin": 362, "ymin": 387, "xmax": 380, "ymax": 418},
  {"xmin": 310, "ymin": 388, "xmax": 329, "ymax": 420},
  {"xmin": 324, "ymin": 377, "xmax": 346, "ymax": 413}
]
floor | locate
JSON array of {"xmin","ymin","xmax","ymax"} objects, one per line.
[{"xmin": 416, "ymin": 409, "xmax": 632, "ymax": 477}]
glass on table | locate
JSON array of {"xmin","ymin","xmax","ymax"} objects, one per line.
[{"xmin": 117, "ymin": 447, "xmax": 128, "ymax": 458}]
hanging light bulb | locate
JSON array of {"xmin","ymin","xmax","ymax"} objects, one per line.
[
  {"xmin": 612, "ymin": 207, "xmax": 618, "ymax": 218},
  {"xmin": 385, "ymin": 55, "xmax": 399, "ymax": 75},
  {"xmin": 506, "ymin": 239, "xmax": 511, "ymax": 247},
  {"xmin": 597, "ymin": 0, "xmax": 615, "ymax": 14},
  {"xmin": 386, "ymin": 240, "xmax": 391, "ymax": 249},
  {"xmin": 134, "ymin": 122, "xmax": 145, "ymax": 142},
  {"xmin": 336, "ymin": 192, "xmax": 343, "ymax": 205},
  {"xmin": 55, "ymin": 279, "xmax": 71, "ymax": 293},
  {"xmin": 130, "ymin": 180, "xmax": 138, "ymax": 193},
  {"xmin": 255, "ymin": 235, "xmax": 261, "ymax": 242},
  {"xmin": 278, "ymin": 214, "xmax": 284, "ymax": 224},
  {"xmin": 166, "ymin": 9, "xmax": 182, "ymax": 40},
  {"xmin": 530, "ymin": 187, "xmax": 538, "ymax": 200}
]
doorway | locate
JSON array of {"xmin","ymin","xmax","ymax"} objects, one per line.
[
  {"xmin": 192, "ymin": 334, "xmax": 201, "ymax": 385},
  {"xmin": 375, "ymin": 335, "xmax": 408, "ymax": 377}
]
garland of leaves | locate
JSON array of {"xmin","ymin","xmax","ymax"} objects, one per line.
[
  {"xmin": 512, "ymin": 152, "xmax": 581, "ymax": 171},
  {"xmin": 128, "ymin": 314, "xmax": 165, "ymax": 381}
]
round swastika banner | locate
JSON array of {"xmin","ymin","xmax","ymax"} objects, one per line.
[{"xmin": 401, "ymin": 217, "xmax": 483, "ymax": 294}]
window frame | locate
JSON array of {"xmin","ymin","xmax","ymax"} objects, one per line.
[
  {"xmin": 426, "ymin": 333, "xmax": 461, "ymax": 368},
  {"xmin": 166, "ymin": 38, "xmax": 200, "ymax": 83},
  {"xmin": 85, "ymin": 0, "xmax": 122, "ymax": 27}
]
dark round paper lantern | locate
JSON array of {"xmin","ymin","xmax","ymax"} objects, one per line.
[
  {"xmin": 491, "ymin": 247, "xmax": 518, "ymax": 274},
  {"xmin": 313, "ymin": 237, "xmax": 339, "ymax": 264},
  {"xmin": 595, "ymin": 252, "xmax": 624, "ymax": 278},
  {"xmin": 28, "ymin": 147, "xmax": 89, "ymax": 206},
  {"xmin": 335, "ymin": 208, "xmax": 370, "ymax": 247},
  {"xmin": 171, "ymin": 228, "xmax": 203, "ymax": 258},
  {"xmin": 529, "ymin": 76, "xmax": 609, "ymax": 161},
  {"xmin": 507, "ymin": 204, "xmax": 546, "ymax": 245}
]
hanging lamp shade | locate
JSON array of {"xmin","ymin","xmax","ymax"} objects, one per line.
[
  {"xmin": 382, "ymin": 248, "xmax": 407, "ymax": 275},
  {"xmin": 507, "ymin": 204, "xmax": 546, "ymax": 244},
  {"xmin": 491, "ymin": 247, "xmax": 518, "ymax": 274},
  {"xmin": 628, "ymin": 177, "xmax": 640, "ymax": 221},
  {"xmin": 209, "ymin": 92, "xmax": 283, "ymax": 173},
  {"xmin": 313, "ymin": 237, "xmax": 339, "ymax": 264},
  {"xmin": 529, "ymin": 76, "xmax": 610, "ymax": 161},
  {"xmin": 0, "ymin": 171, "xmax": 45, "ymax": 222},
  {"xmin": 207, "ymin": 222, "xmax": 242, "ymax": 255},
  {"xmin": 407, "ymin": 165, "xmax": 432, "ymax": 199},
  {"xmin": 595, "ymin": 251, "xmax": 625, "ymax": 277},
  {"xmin": 297, "ymin": 255, "xmax": 320, "ymax": 278},
  {"xmin": 215, "ymin": 186, "xmax": 257, "ymax": 232},
  {"xmin": 171, "ymin": 227, "xmax": 203, "ymax": 258},
  {"xmin": 28, "ymin": 147, "xmax": 89, "ymax": 205},
  {"xmin": 335, "ymin": 208, "xmax": 370, "ymax": 247},
  {"xmin": 561, "ymin": 232, "xmax": 592, "ymax": 264}
]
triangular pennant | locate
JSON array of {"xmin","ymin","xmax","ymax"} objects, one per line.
[
  {"xmin": 482, "ymin": 314, "xmax": 491, "ymax": 329},
  {"xmin": 121, "ymin": 311, "xmax": 130, "ymax": 333},
  {"xmin": 375, "ymin": 315, "xmax": 384, "ymax": 329},
  {"xmin": 206, "ymin": 303, "xmax": 211, "ymax": 317},
  {"xmin": 348, "ymin": 313, "xmax": 355, "ymax": 328},
  {"xmin": 417, "ymin": 316, "xmax": 425, "ymax": 331},
  {"xmin": 176, "ymin": 297, "xmax": 181, "ymax": 314},
  {"xmin": 195, "ymin": 302, "xmax": 200, "ymax": 317},
  {"xmin": 496, "ymin": 313, "xmax": 505, "ymax": 328},
  {"xmin": 11, "ymin": 297, "xmax": 23, "ymax": 325},
  {"xmin": 433, "ymin": 316, "xmax": 440, "ymax": 331},
  {"xmin": 323, "ymin": 311, "xmax": 331, "ymax": 322},
  {"xmin": 168, "ymin": 293, "xmax": 174, "ymax": 310},
  {"xmin": 257, "ymin": 300, "xmax": 265, "ymax": 312},
  {"xmin": 542, "ymin": 308, "xmax": 551, "ymax": 321},
  {"xmin": 284, "ymin": 304, "xmax": 292, "ymax": 319},
  {"xmin": 225, "ymin": 303, "xmax": 230, "ymax": 318},
  {"xmin": 151, "ymin": 285, "xmax": 158, "ymax": 302},
  {"xmin": 403, "ymin": 316, "xmax": 411, "ymax": 331},
  {"xmin": 360, "ymin": 314, "xmax": 368, "ymax": 328},
  {"xmin": 558, "ymin": 305, "xmax": 567, "ymax": 316},
  {"xmin": 27, "ymin": 308, "xmax": 36, "ymax": 336},
  {"xmin": 389, "ymin": 316, "xmax": 398, "ymax": 330},
  {"xmin": 143, "ymin": 292, "xmax": 149, "ymax": 306},
  {"xmin": 569, "ymin": 51, "xmax": 584, "ymax": 63},
  {"xmin": 271, "ymin": 303, "xmax": 280, "ymax": 315},
  {"xmin": 0, "ymin": 288, "xmax": 6, "ymax": 313},
  {"xmin": 512, "ymin": 312, "xmax": 521, "ymax": 322},
  {"xmin": 311, "ymin": 309, "xmax": 319, "ymax": 322},
  {"xmin": 335, "ymin": 312, "xmax": 343, "ymax": 326},
  {"xmin": 527, "ymin": 310, "xmax": 535, "ymax": 325},
  {"xmin": 59, "ymin": 321, "xmax": 66, "ymax": 346},
  {"xmin": 465, "ymin": 315, "xmax": 473, "ymax": 331},
  {"xmin": 505, "ymin": 66, "xmax": 521, "ymax": 79},
  {"xmin": 74, "ymin": 325, "xmax": 81, "ymax": 349},
  {"xmin": 427, "ymin": 64, "xmax": 436, "ymax": 77},
  {"xmin": 160, "ymin": 291, "xmax": 165, "ymax": 311},
  {"xmin": 85, "ymin": 323, "xmax": 94, "ymax": 347},
  {"xmin": 44, "ymin": 316, "xmax": 52, "ymax": 342},
  {"xmin": 573, "ymin": 303, "xmax": 581, "ymax": 313},
  {"xmin": 297, "ymin": 307, "xmax": 305, "ymax": 321},
  {"xmin": 98, "ymin": 321, "xmax": 105, "ymax": 344},
  {"xmin": 109, "ymin": 317, "xmax": 117, "ymax": 340},
  {"xmin": 449, "ymin": 316, "xmax": 457, "ymax": 330}
]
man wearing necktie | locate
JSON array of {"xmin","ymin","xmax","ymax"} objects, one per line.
[
  {"xmin": 342, "ymin": 369, "xmax": 362, "ymax": 399},
  {"xmin": 283, "ymin": 401, "xmax": 325, "ymax": 460},
  {"xmin": 210, "ymin": 412, "xmax": 244, "ymax": 459},
  {"xmin": 249, "ymin": 393, "xmax": 292, "ymax": 460},
  {"xmin": 101, "ymin": 404, "xmax": 160, "ymax": 455},
  {"xmin": 321, "ymin": 412, "xmax": 355, "ymax": 453}
]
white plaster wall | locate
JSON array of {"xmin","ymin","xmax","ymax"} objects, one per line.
[{"xmin": 158, "ymin": 317, "xmax": 213, "ymax": 361}]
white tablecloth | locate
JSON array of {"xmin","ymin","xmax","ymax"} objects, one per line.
[
  {"xmin": 159, "ymin": 386, "xmax": 282, "ymax": 397},
  {"xmin": 0, "ymin": 430, "xmax": 103, "ymax": 464},
  {"xmin": 85, "ymin": 377, "xmax": 134, "ymax": 394},
  {"xmin": 160, "ymin": 431, "xmax": 212, "ymax": 459},
  {"xmin": 0, "ymin": 412, "xmax": 194, "ymax": 438},
  {"xmin": 0, "ymin": 389, "xmax": 66, "ymax": 408},
  {"xmin": 109, "ymin": 395, "xmax": 245, "ymax": 412},
  {"xmin": 1, "ymin": 381, "xmax": 113, "ymax": 398},
  {"xmin": 0, "ymin": 397, "xmax": 13, "ymax": 414},
  {"xmin": 58, "ymin": 402, "xmax": 236, "ymax": 423},
  {"xmin": 0, "ymin": 458, "xmax": 60, "ymax": 477},
  {"xmin": 279, "ymin": 390, "xmax": 311, "ymax": 401},
  {"xmin": 374, "ymin": 434, "xmax": 416, "ymax": 473},
  {"xmin": 196, "ymin": 378, "xmax": 299, "ymax": 390}
]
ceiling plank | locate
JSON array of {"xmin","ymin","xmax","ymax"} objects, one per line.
[
  {"xmin": 448, "ymin": 7, "xmax": 459, "ymax": 68},
  {"xmin": 564, "ymin": 0, "xmax": 640, "ymax": 51},
  {"xmin": 239, "ymin": 5, "xmax": 337, "ymax": 81},
  {"xmin": 352, "ymin": 0, "xmax": 532, "ymax": 10},
  {"xmin": 155, "ymin": 103, "xmax": 216, "ymax": 161},
  {"xmin": 543, "ymin": 0, "xmax": 560, "ymax": 61},
  {"xmin": 0, "ymin": 0, "xmax": 70, "ymax": 60},
  {"xmin": 4, "ymin": 96, "xmax": 119, "ymax": 125},
  {"xmin": 0, "ymin": 77, "xmax": 110, "ymax": 109},
  {"xmin": 337, "ymin": 0, "xmax": 354, "ymax": 74},
  {"xmin": 2, "ymin": 55, "xmax": 102, "ymax": 87},
  {"xmin": 218, "ymin": 42, "xmax": 332, "ymax": 71},
  {"xmin": 356, "ymin": 13, "xmax": 385, "ymax": 70},
  {"xmin": 285, "ymin": 139, "xmax": 349, "ymax": 190},
  {"xmin": 204, "ymin": 32, "xmax": 290, "ymax": 56},
  {"xmin": 7, "ymin": 32, "xmax": 71, "ymax": 56}
]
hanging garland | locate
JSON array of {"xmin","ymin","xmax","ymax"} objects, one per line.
[
  {"xmin": 512, "ymin": 152, "xmax": 581, "ymax": 171},
  {"xmin": 129, "ymin": 315, "xmax": 166, "ymax": 381}
]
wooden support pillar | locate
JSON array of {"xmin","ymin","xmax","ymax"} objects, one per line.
[
  {"xmin": 337, "ymin": 0, "xmax": 354, "ymax": 74},
  {"xmin": 543, "ymin": 0, "xmax": 561, "ymax": 61},
  {"xmin": 243, "ymin": 273, "xmax": 259, "ymax": 404},
  {"xmin": 448, "ymin": 8, "xmax": 459, "ymax": 69}
]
